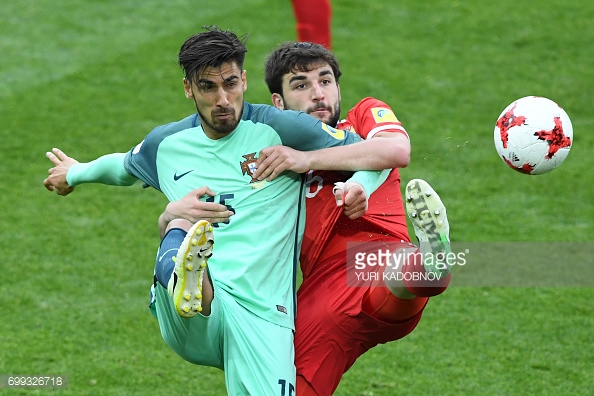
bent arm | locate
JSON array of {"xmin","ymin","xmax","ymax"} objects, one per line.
[
  {"xmin": 305, "ymin": 132, "xmax": 410, "ymax": 171},
  {"xmin": 254, "ymin": 133, "xmax": 409, "ymax": 182},
  {"xmin": 67, "ymin": 153, "xmax": 137, "ymax": 186},
  {"xmin": 249, "ymin": 105, "xmax": 363, "ymax": 149},
  {"xmin": 266, "ymin": 105, "xmax": 410, "ymax": 171}
]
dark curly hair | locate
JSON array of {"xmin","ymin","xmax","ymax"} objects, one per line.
[{"xmin": 264, "ymin": 42, "xmax": 342, "ymax": 95}]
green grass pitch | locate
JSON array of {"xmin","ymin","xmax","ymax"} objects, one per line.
[{"xmin": 1, "ymin": 0, "xmax": 593, "ymax": 394}]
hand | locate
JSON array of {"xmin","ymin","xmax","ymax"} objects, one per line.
[
  {"xmin": 253, "ymin": 145, "xmax": 310, "ymax": 181},
  {"xmin": 333, "ymin": 182, "xmax": 368, "ymax": 219},
  {"xmin": 159, "ymin": 186, "xmax": 234, "ymax": 237},
  {"xmin": 44, "ymin": 148, "xmax": 78, "ymax": 196}
]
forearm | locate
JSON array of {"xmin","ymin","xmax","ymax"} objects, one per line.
[
  {"xmin": 305, "ymin": 134, "xmax": 410, "ymax": 171},
  {"xmin": 347, "ymin": 169, "xmax": 391, "ymax": 196},
  {"xmin": 67, "ymin": 153, "xmax": 137, "ymax": 186}
]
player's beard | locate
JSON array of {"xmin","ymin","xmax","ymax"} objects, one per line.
[
  {"xmin": 197, "ymin": 106, "xmax": 242, "ymax": 136},
  {"xmin": 321, "ymin": 103, "xmax": 341, "ymax": 127},
  {"xmin": 293, "ymin": 100, "xmax": 341, "ymax": 127}
]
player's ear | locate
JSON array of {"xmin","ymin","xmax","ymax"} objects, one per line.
[
  {"xmin": 271, "ymin": 93, "xmax": 284, "ymax": 110},
  {"xmin": 242, "ymin": 70, "xmax": 247, "ymax": 92},
  {"xmin": 183, "ymin": 78, "xmax": 194, "ymax": 99},
  {"xmin": 337, "ymin": 83, "xmax": 341, "ymax": 101}
]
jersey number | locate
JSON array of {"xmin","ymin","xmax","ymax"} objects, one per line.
[
  {"xmin": 205, "ymin": 194, "xmax": 235, "ymax": 227},
  {"xmin": 305, "ymin": 170, "xmax": 323, "ymax": 198},
  {"xmin": 278, "ymin": 379, "xmax": 295, "ymax": 396}
]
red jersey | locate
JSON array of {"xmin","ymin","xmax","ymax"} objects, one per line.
[{"xmin": 300, "ymin": 97, "xmax": 411, "ymax": 278}]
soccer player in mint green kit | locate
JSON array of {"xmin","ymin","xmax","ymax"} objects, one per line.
[{"xmin": 43, "ymin": 27, "xmax": 399, "ymax": 395}]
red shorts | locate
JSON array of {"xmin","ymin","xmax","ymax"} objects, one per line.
[{"xmin": 295, "ymin": 246, "xmax": 428, "ymax": 396}]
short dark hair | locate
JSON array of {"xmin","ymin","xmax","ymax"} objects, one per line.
[
  {"xmin": 264, "ymin": 42, "xmax": 342, "ymax": 95},
  {"xmin": 179, "ymin": 25, "xmax": 249, "ymax": 85}
]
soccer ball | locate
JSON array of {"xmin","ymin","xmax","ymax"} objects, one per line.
[{"xmin": 494, "ymin": 96, "xmax": 573, "ymax": 175}]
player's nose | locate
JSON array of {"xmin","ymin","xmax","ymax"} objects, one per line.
[
  {"xmin": 311, "ymin": 83, "xmax": 324, "ymax": 100},
  {"xmin": 215, "ymin": 87, "xmax": 230, "ymax": 106}
]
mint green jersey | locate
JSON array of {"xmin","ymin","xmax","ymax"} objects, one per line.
[{"xmin": 125, "ymin": 106, "xmax": 361, "ymax": 329}]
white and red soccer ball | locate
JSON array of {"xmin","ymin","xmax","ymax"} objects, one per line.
[{"xmin": 494, "ymin": 96, "xmax": 573, "ymax": 175}]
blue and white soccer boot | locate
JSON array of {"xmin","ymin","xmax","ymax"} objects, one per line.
[
  {"xmin": 405, "ymin": 179, "xmax": 451, "ymax": 278},
  {"xmin": 168, "ymin": 220, "xmax": 214, "ymax": 318}
]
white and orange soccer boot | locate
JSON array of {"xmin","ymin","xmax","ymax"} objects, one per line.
[{"xmin": 167, "ymin": 220, "xmax": 214, "ymax": 318}]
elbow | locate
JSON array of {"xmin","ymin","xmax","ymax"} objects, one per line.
[
  {"xmin": 118, "ymin": 173, "xmax": 139, "ymax": 186},
  {"xmin": 371, "ymin": 136, "xmax": 411, "ymax": 169},
  {"xmin": 398, "ymin": 145, "xmax": 411, "ymax": 168},
  {"xmin": 387, "ymin": 143, "xmax": 410, "ymax": 169}
]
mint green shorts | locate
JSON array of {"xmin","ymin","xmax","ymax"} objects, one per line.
[{"xmin": 154, "ymin": 284, "xmax": 296, "ymax": 395}]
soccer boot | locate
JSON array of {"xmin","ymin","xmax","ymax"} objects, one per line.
[
  {"xmin": 167, "ymin": 220, "xmax": 214, "ymax": 318},
  {"xmin": 405, "ymin": 179, "xmax": 451, "ymax": 277}
]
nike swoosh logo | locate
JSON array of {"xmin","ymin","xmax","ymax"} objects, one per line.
[
  {"xmin": 174, "ymin": 170, "xmax": 193, "ymax": 181},
  {"xmin": 158, "ymin": 248, "xmax": 178, "ymax": 262}
]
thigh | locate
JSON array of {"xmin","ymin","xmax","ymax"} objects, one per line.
[
  {"xmin": 221, "ymin": 292, "xmax": 296, "ymax": 396},
  {"xmin": 295, "ymin": 244, "xmax": 427, "ymax": 396},
  {"xmin": 154, "ymin": 284, "xmax": 224, "ymax": 369},
  {"xmin": 294, "ymin": 281, "xmax": 351, "ymax": 396}
]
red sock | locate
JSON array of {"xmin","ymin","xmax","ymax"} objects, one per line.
[
  {"xmin": 362, "ymin": 286, "xmax": 427, "ymax": 323},
  {"xmin": 402, "ymin": 249, "xmax": 451, "ymax": 297},
  {"xmin": 291, "ymin": 0, "xmax": 332, "ymax": 49}
]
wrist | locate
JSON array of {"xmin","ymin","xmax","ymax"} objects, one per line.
[{"xmin": 303, "ymin": 151, "xmax": 314, "ymax": 171}]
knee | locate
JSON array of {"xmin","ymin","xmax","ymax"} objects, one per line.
[{"xmin": 166, "ymin": 218, "xmax": 193, "ymax": 233}]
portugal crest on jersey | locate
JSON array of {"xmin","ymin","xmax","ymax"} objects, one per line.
[{"xmin": 240, "ymin": 153, "xmax": 259, "ymax": 183}]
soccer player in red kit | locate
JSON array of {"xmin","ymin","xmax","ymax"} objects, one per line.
[
  {"xmin": 262, "ymin": 42, "xmax": 452, "ymax": 395},
  {"xmin": 291, "ymin": 0, "xmax": 332, "ymax": 49}
]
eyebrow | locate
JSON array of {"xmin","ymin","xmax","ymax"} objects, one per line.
[
  {"xmin": 223, "ymin": 75, "xmax": 240, "ymax": 83},
  {"xmin": 197, "ymin": 74, "xmax": 240, "ymax": 85},
  {"xmin": 288, "ymin": 75, "xmax": 307, "ymax": 84},
  {"xmin": 288, "ymin": 69, "xmax": 334, "ymax": 84}
]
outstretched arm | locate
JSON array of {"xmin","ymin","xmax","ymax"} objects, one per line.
[
  {"xmin": 44, "ymin": 148, "xmax": 80, "ymax": 196},
  {"xmin": 44, "ymin": 148, "xmax": 137, "ymax": 196}
]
